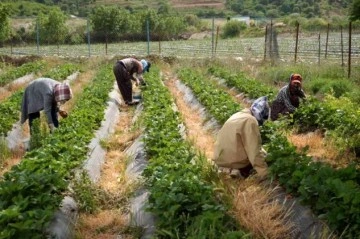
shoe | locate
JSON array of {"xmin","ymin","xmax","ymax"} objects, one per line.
[
  {"xmin": 230, "ymin": 169, "xmax": 243, "ymax": 179},
  {"xmin": 125, "ymin": 100, "xmax": 139, "ymax": 106},
  {"xmin": 218, "ymin": 167, "xmax": 231, "ymax": 174}
]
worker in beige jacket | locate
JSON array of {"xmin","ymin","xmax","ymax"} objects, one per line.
[{"xmin": 213, "ymin": 96, "xmax": 270, "ymax": 179}]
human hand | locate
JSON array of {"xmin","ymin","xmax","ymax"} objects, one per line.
[
  {"xmin": 59, "ymin": 110, "xmax": 68, "ymax": 118},
  {"xmin": 135, "ymin": 79, "xmax": 140, "ymax": 86},
  {"xmin": 49, "ymin": 123, "xmax": 56, "ymax": 133}
]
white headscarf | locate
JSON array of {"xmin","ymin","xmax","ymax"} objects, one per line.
[
  {"xmin": 250, "ymin": 96, "xmax": 269, "ymax": 125},
  {"xmin": 141, "ymin": 59, "xmax": 150, "ymax": 73}
]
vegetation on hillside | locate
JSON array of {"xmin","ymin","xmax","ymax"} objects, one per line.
[{"xmin": 1, "ymin": 0, "xmax": 356, "ymax": 19}]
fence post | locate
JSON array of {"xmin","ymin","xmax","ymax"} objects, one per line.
[
  {"xmin": 318, "ymin": 33, "xmax": 321, "ymax": 65},
  {"xmin": 269, "ymin": 19, "xmax": 273, "ymax": 61},
  {"xmin": 87, "ymin": 18, "xmax": 91, "ymax": 58},
  {"xmin": 215, "ymin": 25, "xmax": 219, "ymax": 55},
  {"xmin": 340, "ymin": 26, "xmax": 344, "ymax": 67},
  {"xmin": 348, "ymin": 21, "xmax": 352, "ymax": 78},
  {"xmin": 264, "ymin": 24, "xmax": 268, "ymax": 61},
  {"xmin": 294, "ymin": 21, "xmax": 299, "ymax": 63},
  {"xmin": 36, "ymin": 18, "xmax": 40, "ymax": 55},
  {"xmin": 212, "ymin": 17, "xmax": 215, "ymax": 58},
  {"xmin": 325, "ymin": 23, "xmax": 329, "ymax": 59},
  {"xmin": 147, "ymin": 19, "xmax": 150, "ymax": 56}
]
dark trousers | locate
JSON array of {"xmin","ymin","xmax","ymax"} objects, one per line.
[
  {"xmin": 113, "ymin": 61, "xmax": 133, "ymax": 103},
  {"xmin": 28, "ymin": 105, "xmax": 58, "ymax": 133}
]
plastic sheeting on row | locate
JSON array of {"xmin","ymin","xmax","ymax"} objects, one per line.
[
  {"xmin": 174, "ymin": 77, "xmax": 330, "ymax": 239},
  {"xmin": 46, "ymin": 83, "xmax": 123, "ymax": 238}
]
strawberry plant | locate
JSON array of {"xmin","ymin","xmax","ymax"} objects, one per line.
[
  {"xmin": 0, "ymin": 60, "xmax": 45, "ymax": 86},
  {"xmin": 0, "ymin": 63, "xmax": 114, "ymax": 238},
  {"xmin": 141, "ymin": 67, "xmax": 249, "ymax": 238}
]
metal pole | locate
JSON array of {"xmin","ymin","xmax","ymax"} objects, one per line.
[
  {"xmin": 87, "ymin": 18, "xmax": 91, "ymax": 57},
  {"xmin": 348, "ymin": 21, "xmax": 352, "ymax": 78},
  {"xmin": 147, "ymin": 19, "xmax": 150, "ymax": 56}
]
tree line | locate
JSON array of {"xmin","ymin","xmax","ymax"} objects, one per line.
[{"xmin": 0, "ymin": 4, "xmax": 204, "ymax": 46}]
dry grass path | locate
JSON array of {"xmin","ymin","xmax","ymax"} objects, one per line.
[
  {"xmin": 162, "ymin": 69, "xmax": 293, "ymax": 239},
  {"xmin": 75, "ymin": 103, "xmax": 141, "ymax": 238}
]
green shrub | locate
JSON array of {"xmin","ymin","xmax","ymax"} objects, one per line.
[
  {"xmin": 308, "ymin": 79, "xmax": 353, "ymax": 98},
  {"xmin": 221, "ymin": 20, "xmax": 246, "ymax": 39}
]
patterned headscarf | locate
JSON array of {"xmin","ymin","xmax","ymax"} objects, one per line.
[
  {"xmin": 141, "ymin": 59, "xmax": 151, "ymax": 73},
  {"xmin": 54, "ymin": 83, "xmax": 72, "ymax": 102},
  {"xmin": 250, "ymin": 96, "xmax": 269, "ymax": 125}
]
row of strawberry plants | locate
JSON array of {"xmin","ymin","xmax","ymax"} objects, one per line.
[
  {"xmin": 178, "ymin": 67, "xmax": 360, "ymax": 238},
  {"xmin": 42, "ymin": 62, "xmax": 80, "ymax": 80},
  {"xmin": 141, "ymin": 67, "xmax": 249, "ymax": 238},
  {"xmin": 177, "ymin": 68, "xmax": 240, "ymax": 124},
  {"xmin": 209, "ymin": 65, "xmax": 360, "ymax": 158},
  {"xmin": 0, "ymin": 62, "xmax": 81, "ymax": 137},
  {"xmin": 293, "ymin": 96, "xmax": 360, "ymax": 153},
  {"xmin": 0, "ymin": 63, "xmax": 114, "ymax": 238},
  {"xmin": 262, "ymin": 122, "xmax": 360, "ymax": 238},
  {"xmin": 208, "ymin": 66, "xmax": 277, "ymax": 101},
  {"xmin": 0, "ymin": 60, "xmax": 45, "ymax": 86},
  {"xmin": 209, "ymin": 65, "xmax": 360, "ymax": 157}
]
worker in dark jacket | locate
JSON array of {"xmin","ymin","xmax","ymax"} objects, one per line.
[
  {"xmin": 113, "ymin": 58, "xmax": 151, "ymax": 105},
  {"xmin": 21, "ymin": 78, "xmax": 72, "ymax": 133},
  {"xmin": 270, "ymin": 73, "xmax": 306, "ymax": 120}
]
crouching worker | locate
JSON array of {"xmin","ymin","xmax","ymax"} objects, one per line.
[
  {"xmin": 21, "ymin": 78, "xmax": 72, "ymax": 134},
  {"xmin": 213, "ymin": 96, "xmax": 270, "ymax": 180},
  {"xmin": 270, "ymin": 73, "xmax": 306, "ymax": 121},
  {"xmin": 113, "ymin": 57, "xmax": 151, "ymax": 106}
]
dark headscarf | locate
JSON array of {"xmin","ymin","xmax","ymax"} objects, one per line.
[{"xmin": 288, "ymin": 73, "xmax": 305, "ymax": 107}]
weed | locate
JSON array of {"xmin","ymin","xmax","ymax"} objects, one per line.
[{"xmin": 0, "ymin": 135, "xmax": 11, "ymax": 165}]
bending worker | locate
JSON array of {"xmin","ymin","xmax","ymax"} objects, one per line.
[
  {"xmin": 113, "ymin": 57, "xmax": 151, "ymax": 105},
  {"xmin": 213, "ymin": 96, "xmax": 270, "ymax": 179},
  {"xmin": 21, "ymin": 78, "xmax": 72, "ymax": 133},
  {"xmin": 270, "ymin": 73, "xmax": 306, "ymax": 121}
]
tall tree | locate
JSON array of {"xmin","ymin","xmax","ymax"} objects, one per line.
[
  {"xmin": 90, "ymin": 5, "xmax": 123, "ymax": 54},
  {"xmin": 0, "ymin": 3, "xmax": 11, "ymax": 46},
  {"xmin": 36, "ymin": 8, "xmax": 68, "ymax": 53},
  {"xmin": 349, "ymin": 0, "xmax": 360, "ymax": 21}
]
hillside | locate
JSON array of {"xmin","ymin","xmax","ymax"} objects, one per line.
[{"xmin": 3, "ymin": 0, "xmax": 350, "ymax": 19}]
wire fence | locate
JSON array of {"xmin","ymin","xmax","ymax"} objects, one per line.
[{"xmin": 1, "ymin": 18, "xmax": 360, "ymax": 71}]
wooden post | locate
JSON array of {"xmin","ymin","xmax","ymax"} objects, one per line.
[
  {"xmin": 348, "ymin": 21, "xmax": 352, "ymax": 78},
  {"xmin": 269, "ymin": 19, "xmax": 273, "ymax": 61},
  {"xmin": 341, "ymin": 26, "xmax": 344, "ymax": 67},
  {"xmin": 212, "ymin": 17, "xmax": 215, "ymax": 58},
  {"xmin": 295, "ymin": 21, "xmax": 299, "ymax": 63},
  {"xmin": 215, "ymin": 25, "xmax": 219, "ymax": 54},
  {"xmin": 318, "ymin": 33, "xmax": 321, "ymax": 65},
  {"xmin": 264, "ymin": 25, "xmax": 268, "ymax": 61},
  {"xmin": 158, "ymin": 41, "xmax": 161, "ymax": 55},
  {"xmin": 325, "ymin": 23, "xmax": 329, "ymax": 59}
]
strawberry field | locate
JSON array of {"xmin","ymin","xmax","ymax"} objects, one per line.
[{"xmin": 0, "ymin": 54, "xmax": 360, "ymax": 238}]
